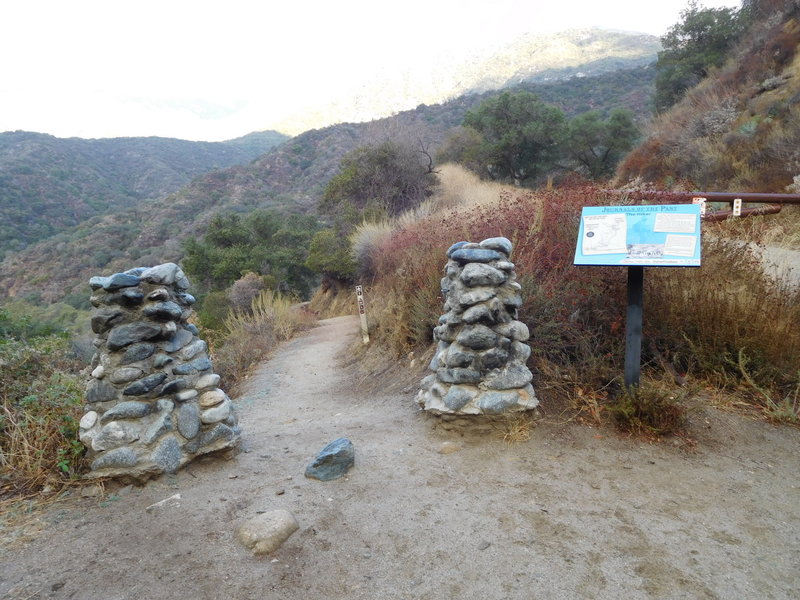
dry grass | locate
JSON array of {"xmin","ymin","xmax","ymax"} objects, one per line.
[
  {"xmin": 709, "ymin": 205, "xmax": 800, "ymax": 249},
  {"xmin": 428, "ymin": 164, "xmax": 508, "ymax": 212},
  {"xmin": 210, "ymin": 291, "xmax": 317, "ymax": 394},
  {"xmin": 495, "ymin": 414, "xmax": 535, "ymax": 444},
  {"xmin": 308, "ymin": 285, "xmax": 358, "ymax": 318},
  {"xmin": 350, "ymin": 220, "xmax": 394, "ymax": 279}
]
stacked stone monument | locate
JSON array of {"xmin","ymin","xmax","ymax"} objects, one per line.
[
  {"xmin": 80, "ymin": 263, "xmax": 240, "ymax": 480},
  {"xmin": 417, "ymin": 237, "xmax": 538, "ymax": 415}
]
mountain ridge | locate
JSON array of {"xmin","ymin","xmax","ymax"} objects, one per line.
[
  {"xmin": 271, "ymin": 28, "xmax": 660, "ymax": 134},
  {"xmin": 0, "ymin": 130, "xmax": 289, "ymax": 259}
]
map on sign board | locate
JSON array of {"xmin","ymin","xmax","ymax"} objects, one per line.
[{"xmin": 574, "ymin": 204, "xmax": 702, "ymax": 266}]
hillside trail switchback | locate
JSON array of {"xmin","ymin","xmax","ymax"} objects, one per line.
[{"xmin": 2, "ymin": 315, "xmax": 799, "ymax": 600}]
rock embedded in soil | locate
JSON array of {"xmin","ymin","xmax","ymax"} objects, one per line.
[
  {"xmin": 305, "ymin": 437, "xmax": 355, "ymax": 481},
  {"xmin": 438, "ymin": 441, "xmax": 461, "ymax": 454},
  {"xmin": 79, "ymin": 263, "xmax": 240, "ymax": 482},
  {"xmin": 235, "ymin": 510, "xmax": 300, "ymax": 556}
]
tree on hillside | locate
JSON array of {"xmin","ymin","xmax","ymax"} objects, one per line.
[
  {"xmin": 320, "ymin": 141, "xmax": 438, "ymax": 217},
  {"xmin": 655, "ymin": 1, "xmax": 746, "ymax": 112},
  {"xmin": 462, "ymin": 91, "xmax": 566, "ymax": 185},
  {"xmin": 182, "ymin": 210, "xmax": 320, "ymax": 298},
  {"xmin": 435, "ymin": 126, "xmax": 486, "ymax": 175},
  {"xmin": 305, "ymin": 226, "xmax": 357, "ymax": 289},
  {"xmin": 564, "ymin": 109, "xmax": 640, "ymax": 179}
]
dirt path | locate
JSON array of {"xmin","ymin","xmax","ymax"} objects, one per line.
[{"xmin": 2, "ymin": 316, "xmax": 799, "ymax": 599}]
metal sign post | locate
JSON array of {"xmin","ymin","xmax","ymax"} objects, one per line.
[
  {"xmin": 355, "ymin": 285, "xmax": 369, "ymax": 344},
  {"xmin": 574, "ymin": 204, "xmax": 702, "ymax": 389},
  {"xmin": 624, "ymin": 266, "xmax": 644, "ymax": 388}
]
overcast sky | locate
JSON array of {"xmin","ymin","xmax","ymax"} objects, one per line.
[{"xmin": 1, "ymin": 0, "xmax": 741, "ymax": 141}]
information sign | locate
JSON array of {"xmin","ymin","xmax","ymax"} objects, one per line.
[{"xmin": 574, "ymin": 204, "xmax": 702, "ymax": 267}]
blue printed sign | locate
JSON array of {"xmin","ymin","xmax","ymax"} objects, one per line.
[{"xmin": 574, "ymin": 204, "xmax": 702, "ymax": 266}]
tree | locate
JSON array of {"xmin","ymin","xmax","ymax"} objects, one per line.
[
  {"xmin": 654, "ymin": 1, "xmax": 746, "ymax": 112},
  {"xmin": 564, "ymin": 109, "xmax": 640, "ymax": 179},
  {"xmin": 305, "ymin": 228, "xmax": 357, "ymax": 287},
  {"xmin": 182, "ymin": 210, "xmax": 320, "ymax": 298},
  {"xmin": 321, "ymin": 141, "xmax": 438, "ymax": 217},
  {"xmin": 435, "ymin": 126, "xmax": 486, "ymax": 174},
  {"xmin": 462, "ymin": 91, "xmax": 566, "ymax": 185}
]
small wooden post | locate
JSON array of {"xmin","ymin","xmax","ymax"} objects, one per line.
[
  {"xmin": 355, "ymin": 285, "xmax": 369, "ymax": 344},
  {"xmin": 624, "ymin": 266, "xmax": 644, "ymax": 389}
]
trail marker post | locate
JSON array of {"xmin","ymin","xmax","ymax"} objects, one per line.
[
  {"xmin": 355, "ymin": 285, "xmax": 369, "ymax": 344},
  {"xmin": 574, "ymin": 204, "xmax": 702, "ymax": 388},
  {"xmin": 692, "ymin": 196, "xmax": 707, "ymax": 216}
]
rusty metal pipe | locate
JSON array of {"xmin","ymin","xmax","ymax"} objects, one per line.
[
  {"xmin": 603, "ymin": 190, "xmax": 800, "ymax": 205},
  {"xmin": 702, "ymin": 204, "xmax": 783, "ymax": 222}
]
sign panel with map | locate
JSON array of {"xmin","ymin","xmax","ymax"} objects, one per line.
[{"xmin": 574, "ymin": 204, "xmax": 702, "ymax": 266}]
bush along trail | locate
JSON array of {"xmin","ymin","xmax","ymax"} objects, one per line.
[{"xmin": 2, "ymin": 315, "xmax": 800, "ymax": 599}]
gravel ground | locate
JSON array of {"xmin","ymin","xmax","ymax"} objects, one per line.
[{"xmin": 2, "ymin": 315, "xmax": 799, "ymax": 600}]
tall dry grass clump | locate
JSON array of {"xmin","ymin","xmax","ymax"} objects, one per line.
[
  {"xmin": 210, "ymin": 291, "xmax": 316, "ymax": 393},
  {"xmin": 350, "ymin": 220, "xmax": 395, "ymax": 280},
  {"xmin": 429, "ymin": 164, "xmax": 507, "ymax": 212},
  {"xmin": 646, "ymin": 232, "xmax": 800, "ymax": 418},
  {"xmin": 308, "ymin": 284, "xmax": 358, "ymax": 318},
  {"xmin": 1, "ymin": 336, "xmax": 86, "ymax": 498}
]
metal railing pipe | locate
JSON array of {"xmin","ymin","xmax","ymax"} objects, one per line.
[{"xmin": 603, "ymin": 190, "xmax": 800, "ymax": 205}]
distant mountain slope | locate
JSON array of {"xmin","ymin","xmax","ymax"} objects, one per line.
[
  {"xmin": 0, "ymin": 65, "xmax": 656, "ymax": 306},
  {"xmin": 0, "ymin": 130, "xmax": 288, "ymax": 258},
  {"xmin": 273, "ymin": 28, "xmax": 659, "ymax": 134},
  {"xmin": 454, "ymin": 28, "xmax": 660, "ymax": 92}
]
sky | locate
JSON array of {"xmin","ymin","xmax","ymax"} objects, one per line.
[{"xmin": 0, "ymin": 0, "xmax": 742, "ymax": 141}]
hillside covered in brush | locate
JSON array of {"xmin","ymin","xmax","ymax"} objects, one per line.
[
  {"xmin": 616, "ymin": 0, "xmax": 800, "ymax": 191},
  {"xmin": 0, "ymin": 130, "xmax": 288, "ymax": 259},
  {"xmin": 0, "ymin": 65, "xmax": 656, "ymax": 306}
]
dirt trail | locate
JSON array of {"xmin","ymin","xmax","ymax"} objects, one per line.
[{"xmin": 2, "ymin": 316, "xmax": 799, "ymax": 600}]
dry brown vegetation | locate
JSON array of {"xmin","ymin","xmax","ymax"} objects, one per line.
[
  {"xmin": 331, "ymin": 164, "xmax": 800, "ymax": 431},
  {"xmin": 207, "ymin": 291, "xmax": 317, "ymax": 395}
]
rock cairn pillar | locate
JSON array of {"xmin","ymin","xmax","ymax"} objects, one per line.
[
  {"xmin": 417, "ymin": 237, "xmax": 538, "ymax": 415},
  {"xmin": 80, "ymin": 263, "xmax": 240, "ymax": 481}
]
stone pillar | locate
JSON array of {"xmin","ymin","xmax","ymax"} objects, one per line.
[
  {"xmin": 417, "ymin": 237, "xmax": 538, "ymax": 415},
  {"xmin": 80, "ymin": 263, "xmax": 240, "ymax": 481}
]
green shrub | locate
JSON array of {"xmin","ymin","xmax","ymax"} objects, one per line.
[
  {"xmin": 197, "ymin": 290, "xmax": 233, "ymax": 331},
  {"xmin": 609, "ymin": 383, "xmax": 688, "ymax": 436},
  {"xmin": 0, "ymin": 335, "xmax": 86, "ymax": 496}
]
